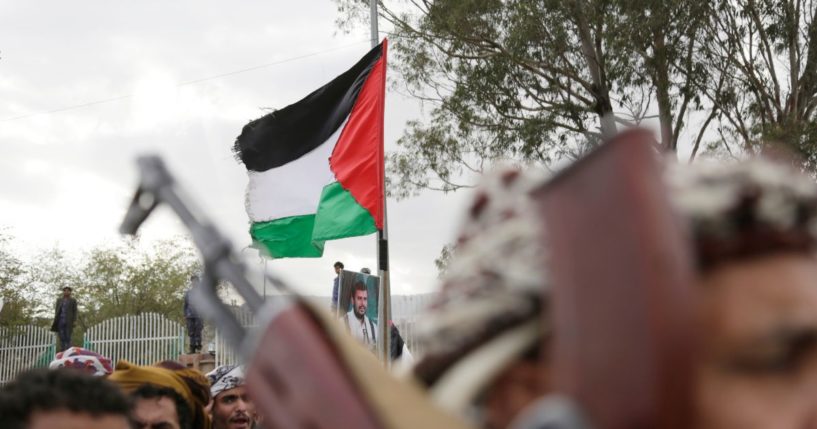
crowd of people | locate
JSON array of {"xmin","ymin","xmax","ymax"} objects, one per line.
[
  {"xmin": 1, "ymin": 346, "xmax": 258, "ymax": 429},
  {"xmin": 7, "ymin": 147, "xmax": 817, "ymax": 428}
]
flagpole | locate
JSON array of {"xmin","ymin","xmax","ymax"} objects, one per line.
[
  {"xmin": 369, "ymin": 0, "xmax": 379, "ymax": 48},
  {"xmin": 370, "ymin": 0, "xmax": 391, "ymax": 365}
]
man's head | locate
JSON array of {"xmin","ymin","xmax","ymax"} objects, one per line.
[
  {"xmin": 48, "ymin": 347, "xmax": 113, "ymax": 377},
  {"xmin": 62, "ymin": 286, "xmax": 72, "ymax": 298},
  {"xmin": 352, "ymin": 281, "xmax": 368, "ymax": 319},
  {"xmin": 0, "ymin": 368, "xmax": 130, "ymax": 429},
  {"xmin": 333, "ymin": 261, "xmax": 344, "ymax": 275},
  {"xmin": 211, "ymin": 386, "xmax": 255, "ymax": 429},
  {"xmin": 130, "ymin": 384, "xmax": 191, "ymax": 429},
  {"xmin": 667, "ymin": 159, "xmax": 817, "ymax": 427},
  {"xmin": 108, "ymin": 361, "xmax": 210, "ymax": 429},
  {"xmin": 207, "ymin": 365, "xmax": 256, "ymax": 429}
]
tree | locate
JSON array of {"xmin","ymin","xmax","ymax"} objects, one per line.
[
  {"xmin": 433, "ymin": 242, "xmax": 455, "ymax": 277},
  {"xmin": 704, "ymin": 0, "xmax": 817, "ymax": 169},
  {"xmin": 336, "ymin": 0, "xmax": 716, "ymax": 197},
  {"xmin": 73, "ymin": 237, "xmax": 200, "ymax": 331},
  {"xmin": 0, "ymin": 231, "xmax": 32, "ymax": 326}
]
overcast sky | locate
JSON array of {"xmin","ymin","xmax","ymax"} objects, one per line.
[{"xmin": 0, "ymin": 1, "xmax": 474, "ymax": 297}]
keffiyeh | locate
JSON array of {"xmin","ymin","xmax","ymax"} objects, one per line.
[
  {"xmin": 207, "ymin": 364, "xmax": 245, "ymax": 398},
  {"xmin": 48, "ymin": 347, "xmax": 113, "ymax": 376},
  {"xmin": 666, "ymin": 158, "xmax": 817, "ymax": 270},
  {"xmin": 412, "ymin": 165, "xmax": 549, "ymax": 414}
]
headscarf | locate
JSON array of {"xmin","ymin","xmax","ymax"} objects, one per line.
[
  {"xmin": 411, "ymin": 165, "xmax": 549, "ymax": 416},
  {"xmin": 48, "ymin": 347, "xmax": 113, "ymax": 376},
  {"xmin": 155, "ymin": 360, "xmax": 212, "ymax": 429},
  {"xmin": 665, "ymin": 158, "xmax": 817, "ymax": 270},
  {"xmin": 206, "ymin": 365, "xmax": 245, "ymax": 398},
  {"xmin": 109, "ymin": 360, "xmax": 210, "ymax": 428}
]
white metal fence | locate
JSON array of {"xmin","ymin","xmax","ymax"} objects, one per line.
[
  {"xmin": 0, "ymin": 294, "xmax": 436, "ymax": 384},
  {"xmin": 83, "ymin": 313, "xmax": 185, "ymax": 366},
  {"xmin": 0, "ymin": 325, "xmax": 55, "ymax": 385}
]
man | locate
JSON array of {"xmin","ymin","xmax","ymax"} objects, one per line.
[
  {"xmin": 109, "ymin": 360, "xmax": 211, "ymax": 429},
  {"xmin": 130, "ymin": 384, "xmax": 191, "ymax": 429},
  {"xmin": 50, "ymin": 286, "xmax": 77, "ymax": 352},
  {"xmin": 665, "ymin": 159, "xmax": 817, "ymax": 428},
  {"xmin": 0, "ymin": 368, "xmax": 130, "ymax": 429},
  {"xmin": 330, "ymin": 261, "xmax": 344, "ymax": 313},
  {"xmin": 342, "ymin": 281, "xmax": 377, "ymax": 352},
  {"xmin": 207, "ymin": 365, "xmax": 258, "ymax": 429},
  {"xmin": 183, "ymin": 274, "xmax": 204, "ymax": 354}
]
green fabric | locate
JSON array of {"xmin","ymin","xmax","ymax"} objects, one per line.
[
  {"xmin": 250, "ymin": 182, "xmax": 376, "ymax": 258},
  {"xmin": 313, "ymin": 181, "xmax": 377, "ymax": 241},
  {"xmin": 251, "ymin": 214, "xmax": 325, "ymax": 258}
]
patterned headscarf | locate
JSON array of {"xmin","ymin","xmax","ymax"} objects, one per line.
[
  {"xmin": 48, "ymin": 347, "xmax": 113, "ymax": 376},
  {"xmin": 411, "ymin": 165, "xmax": 548, "ymax": 415},
  {"xmin": 666, "ymin": 158, "xmax": 817, "ymax": 270},
  {"xmin": 206, "ymin": 365, "xmax": 245, "ymax": 398}
]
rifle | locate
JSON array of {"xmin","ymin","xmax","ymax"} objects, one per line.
[{"xmin": 119, "ymin": 156, "xmax": 471, "ymax": 429}]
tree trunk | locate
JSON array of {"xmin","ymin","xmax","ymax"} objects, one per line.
[
  {"xmin": 573, "ymin": 0, "xmax": 617, "ymax": 139},
  {"xmin": 653, "ymin": 30, "xmax": 675, "ymax": 151}
]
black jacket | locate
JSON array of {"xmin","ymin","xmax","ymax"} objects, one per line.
[{"xmin": 50, "ymin": 297, "xmax": 77, "ymax": 332}]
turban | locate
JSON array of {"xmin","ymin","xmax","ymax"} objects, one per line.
[
  {"xmin": 109, "ymin": 360, "xmax": 210, "ymax": 428},
  {"xmin": 206, "ymin": 365, "xmax": 245, "ymax": 398},
  {"xmin": 48, "ymin": 347, "xmax": 113, "ymax": 376},
  {"xmin": 154, "ymin": 360, "xmax": 212, "ymax": 429}
]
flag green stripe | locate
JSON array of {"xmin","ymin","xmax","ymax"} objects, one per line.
[
  {"xmin": 250, "ymin": 214, "xmax": 325, "ymax": 258},
  {"xmin": 313, "ymin": 181, "xmax": 377, "ymax": 241},
  {"xmin": 249, "ymin": 182, "xmax": 376, "ymax": 259}
]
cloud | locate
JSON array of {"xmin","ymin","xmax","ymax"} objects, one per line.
[{"xmin": 0, "ymin": 0, "xmax": 470, "ymax": 298}]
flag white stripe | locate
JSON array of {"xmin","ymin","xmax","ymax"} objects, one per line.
[{"xmin": 244, "ymin": 118, "xmax": 347, "ymax": 222}]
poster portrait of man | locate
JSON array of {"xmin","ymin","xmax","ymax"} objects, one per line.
[{"xmin": 337, "ymin": 270, "xmax": 380, "ymax": 353}]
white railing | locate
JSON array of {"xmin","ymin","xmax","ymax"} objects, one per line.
[
  {"xmin": 0, "ymin": 325, "xmax": 55, "ymax": 385},
  {"xmin": 83, "ymin": 313, "xmax": 185, "ymax": 366}
]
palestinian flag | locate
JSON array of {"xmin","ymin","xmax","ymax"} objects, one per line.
[{"xmin": 233, "ymin": 40, "xmax": 387, "ymax": 258}]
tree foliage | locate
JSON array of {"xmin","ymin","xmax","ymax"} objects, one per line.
[
  {"xmin": 336, "ymin": 0, "xmax": 817, "ymax": 197},
  {"xmin": 337, "ymin": 0, "xmax": 715, "ymax": 196},
  {"xmin": 704, "ymin": 0, "xmax": 817, "ymax": 169},
  {"xmin": 0, "ymin": 235, "xmax": 200, "ymax": 332},
  {"xmin": 72, "ymin": 238, "xmax": 200, "ymax": 331},
  {"xmin": 0, "ymin": 231, "xmax": 33, "ymax": 325}
]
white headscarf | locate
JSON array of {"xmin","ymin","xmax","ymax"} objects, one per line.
[{"xmin": 206, "ymin": 364, "xmax": 245, "ymax": 398}]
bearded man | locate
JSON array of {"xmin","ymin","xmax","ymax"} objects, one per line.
[{"xmin": 341, "ymin": 281, "xmax": 377, "ymax": 353}]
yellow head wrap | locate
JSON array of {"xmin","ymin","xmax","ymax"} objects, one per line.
[{"xmin": 109, "ymin": 360, "xmax": 211, "ymax": 429}]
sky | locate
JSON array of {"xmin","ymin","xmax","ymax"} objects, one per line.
[{"xmin": 0, "ymin": 1, "xmax": 473, "ymax": 297}]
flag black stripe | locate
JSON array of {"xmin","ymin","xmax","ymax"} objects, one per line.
[{"xmin": 233, "ymin": 42, "xmax": 384, "ymax": 172}]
